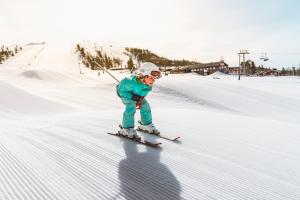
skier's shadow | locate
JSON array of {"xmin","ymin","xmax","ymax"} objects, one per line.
[{"xmin": 118, "ymin": 140, "xmax": 182, "ymax": 200}]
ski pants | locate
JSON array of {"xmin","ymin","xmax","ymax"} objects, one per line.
[{"xmin": 121, "ymin": 98, "xmax": 152, "ymax": 128}]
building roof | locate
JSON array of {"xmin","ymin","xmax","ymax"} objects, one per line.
[
  {"xmin": 229, "ymin": 66, "xmax": 240, "ymax": 70},
  {"xmin": 172, "ymin": 66, "xmax": 191, "ymax": 71},
  {"xmin": 188, "ymin": 61, "xmax": 228, "ymax": 70}
]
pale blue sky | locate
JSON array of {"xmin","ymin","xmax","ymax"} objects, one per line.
[{"xmin": 1, "ymin": 0, "xmax": 299, "ymax": 67}]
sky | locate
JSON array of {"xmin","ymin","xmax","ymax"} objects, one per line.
[{"xmin": 1, "ymin": 0, "xmax": 300, "ymax": 67}]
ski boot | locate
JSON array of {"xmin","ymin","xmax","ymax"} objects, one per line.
[
  {"xmin": 137, "ymin": 122, "xmax": 160, "ymax": 135},
  {"xmin": 118, "ymin": 127, "xmax": 139, "ymax": 139}
]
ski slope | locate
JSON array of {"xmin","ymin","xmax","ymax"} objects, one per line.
[{"xmin": 0, "ymin": 44, "xmax": 300, "ymax": 200}]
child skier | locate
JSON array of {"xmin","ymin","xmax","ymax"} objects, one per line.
[{"xmin": 117, "ymin": 62, "xmax": 161, "ymax": 138}]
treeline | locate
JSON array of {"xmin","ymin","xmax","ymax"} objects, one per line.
[
  {"xmin": 281, "ymin": 67, "xmax": 300, "ymax": 76},
  {"xmin": 125, "ymin": 47, "xmax": 199, "ymax": 67},
  {"xmin": 75, "ymin": 44, "xmax": 199, "ymax": 71},
  {"xmin": 240, "ymin": 60, "xmax": 277, "ymax": 75},
  {"xmin": 0, "ymin": 45, "xmax": 22, "ymax": 64},
  {"xmin": 241, "ymin": 60, "xmax": 300, "ymax": 76},
  {"xmin": 76, "ymin": 44, "xmax": 122, "ymax": 70},
  {"xmin": 240, "ymin": 60, "xmax": 267, "ymax": 75}
]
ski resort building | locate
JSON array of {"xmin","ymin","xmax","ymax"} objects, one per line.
[
  {"xmin": 170, "ymin": 61, "xmax": 229, "ymax": 75},
  {"xmin": 169, "ymin": 66, "xmax": 191, "ymax": 74},
  {"xmin": 189, "ymin": 61, "xmax": 229, "ymax": 75},
  {"xmin": 227, "ymin": 67, "xmax": 239, "ymax": 74}
]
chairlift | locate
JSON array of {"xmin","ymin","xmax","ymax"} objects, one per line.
[
  {"xmin": 260, "ymin": 54, "xmax": 265, "ymax": 60},
  {"xmin": 260, "ymin": 53, "xmax": 269, "ymax": 61},
  {"xmin": 263, "ymin": 53, "xmax": 269, "ymax": 61}
]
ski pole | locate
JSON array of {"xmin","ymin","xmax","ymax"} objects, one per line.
[{"xmin": 94, "ymin": 60, "xmax": 120, "ymax": 83}]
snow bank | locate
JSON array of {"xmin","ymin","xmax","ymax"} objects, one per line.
[
  {"xmin": 0, "ymin": 80, "xmax": 75, "ymax": 115},
  {"xmin": 156, "ymin": 73, "xmax": 300, "ymax": 124}
]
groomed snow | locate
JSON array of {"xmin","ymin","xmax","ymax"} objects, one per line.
[{"xmin": 0, "ymin": 44, "xmax": 300, "ymax": 200}]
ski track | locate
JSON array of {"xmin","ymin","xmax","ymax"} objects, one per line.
[
  {"xmin": 2, "ymin": 118, "xmax": 298, "ymax": 200},
  {"xmin": 1, "ymin": 44, "xmax": 300, "ymax": 200}
]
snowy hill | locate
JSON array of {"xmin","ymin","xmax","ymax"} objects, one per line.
[
  {"xmin": 0, "ymin": 43, "xmax": 300, "ymax": 200},
  {"xmin": 79, "ymin": 42, "xmax": 138, "ymax": 68}
]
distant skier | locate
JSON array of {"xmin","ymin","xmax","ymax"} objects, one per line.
[{"xmin": 116, "ymin": 62, "xmax": 161, "ymax": 138}]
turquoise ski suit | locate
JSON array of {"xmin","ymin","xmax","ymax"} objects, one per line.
[{"xmin": 117, "ymin": 75, "xmax": 152, "ymax": 128}]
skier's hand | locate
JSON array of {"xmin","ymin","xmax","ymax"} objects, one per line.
[
  {"xmin": 131, "ymin": 93, "xmax": 142, "ymax": 102},
  {"xmin": 136, "ymin": 96, "xmax": 144, "ymax": 109}
]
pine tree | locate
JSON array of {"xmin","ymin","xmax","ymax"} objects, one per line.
[
  {"xmin": 127, "ymin": 57, "xmax": 134, "ymax": 72},
  {"xmin": 292, "ymin": 67, "xmax": 296, "ymax": 76},
  {"xmin": 15, "ymin": 45, "xmax": 18, "ymax": 54},
  {"xmin": 104, "ymin": 54, "xmax": 109, "ymax": 68},
  {"xmin": 95, "ymin": 56, "xmax": 102, "ymax": 70},
  {"xmin": 79, "ymin": 47, "xmax": 85, "ymax": 58},
  {"xmin": 96, "ymin": 50, "xmax": 103, "ymax": 58},
  {"xmin": 250, "ymin": 61, "xmax": 256, "ymax": 75},
  {"xmin": 4, "ymin": 51, "xmax": 9, "ymax": 58},
  {"xmin": 76, "ymin": 44, "xmax": 81, "ymax": 52},
  {"xmin": 108, "ymin": 57, "xmax": 113, "ymax": 68},
  {"xmin": 281, "ymin": 67, "xmax": 286, "ymax": 75}
]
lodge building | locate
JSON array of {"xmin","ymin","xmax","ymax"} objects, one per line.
[{"xmin": 170, "ymin": 61, "xmax": 229, "ymax": 75}]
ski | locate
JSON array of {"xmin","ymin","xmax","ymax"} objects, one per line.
[
  {"xmin": 107, "ymin": 132, "xmax": 162, "ymax": 147},
  {"xmin": 136, "ymin": 128, "xmax": 180, "ymax": 141}
]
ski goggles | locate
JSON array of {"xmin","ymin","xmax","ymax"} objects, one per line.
[{"xmin": 150, "ymin": 71, "xmax": 161, "ymax": 79}]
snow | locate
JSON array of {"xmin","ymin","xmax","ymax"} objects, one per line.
[
  {"xmin": 0, "ymin": 43, "xmax": 300, "ymax": 200},
  {"xmin": 80, "ymin": 42, "xmax": 139, "ymax": 67}
]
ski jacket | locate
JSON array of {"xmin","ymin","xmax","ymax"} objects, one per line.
[{"xmin": 117, "ymin": 75, "xmax": 152, "ymax": 100}]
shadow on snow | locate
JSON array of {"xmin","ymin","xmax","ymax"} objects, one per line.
[{"xmin": 118, "ymin": 140, "xmax": 182, "ymax": 200}]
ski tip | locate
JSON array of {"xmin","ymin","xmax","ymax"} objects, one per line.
[
  {"xmin": 171, "ymin": 136, "xmax": 182, "ymax": 144},
  {"xmin": 107, "ymin": 132, "xmax": 119, "ymax": 136},
  {"xmin": 173, "ymin": 136, "xmax": 181, "ymax": 141},
  {"xmin": 144, "ymin": 141, "xmax": 162, "ymax": 148}
]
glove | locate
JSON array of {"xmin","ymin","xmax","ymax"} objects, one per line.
[
  {"xmin": 131, "ymin": 93, "xmax": 142, "ymax": 102},
  {"xmin": 131, "ymin": 94, "xmax": 144, "ymax": 109}
]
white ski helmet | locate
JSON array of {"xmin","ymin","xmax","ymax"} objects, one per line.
[{"xmin": 135, "ymin": 62, "xmax": 161, "ymax": 78}]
